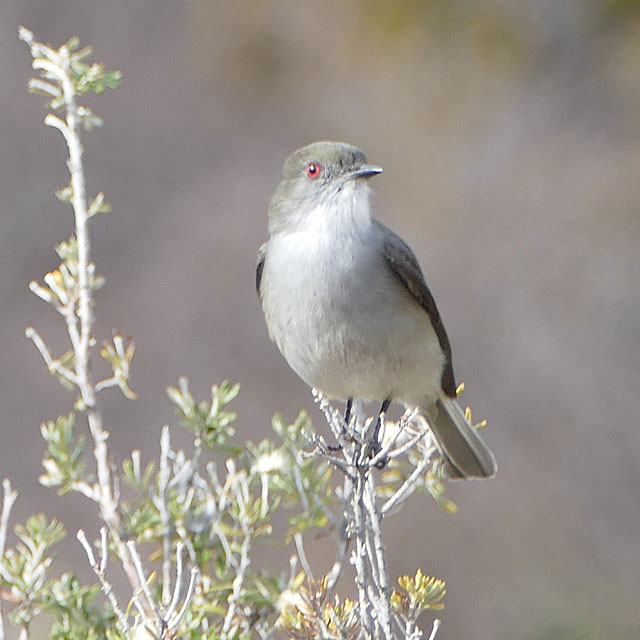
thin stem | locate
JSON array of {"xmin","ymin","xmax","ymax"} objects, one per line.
[
  {"xmin": 24, "ymin": 327, "xmax": 80, "ymax": 386},
  {"xmin": 166, "ymin": 543, "xmax": 185, "ymax": 621},
  {"xmin": 220, "ymin": 469, "xmax": 252, "ymax": 637},
  {"xmin": 381, "ymin": 452, "xmax": 433, "ymax": 517},
  {"xmin": 221, "ymin": 529, "xmax": 251, "ymax": 636},
  {"xmin": 352, "ymin": 471, "xmax": 374, "ymax": 639},
  {"xmin": 0, "ymin": 480, "xmax": 18, "ymax": 640},
  {"xmin": 385, "ymin": 431, "xmax": 425, "ymax": 461},
  {"xmin": 428, "ymin": 618, "xmax": 441, "ymax": 640},
  {"xmin": 167, "ymin": 567, "xmax": 199, "ymax": 631},
  {"xmin": 127, "ymin": 540, "xmax": 163, "ymax": 629},
  {"xmin": 324, "ymin": 477, "xmax": 351, "ymax": 594},
  {"xmin": 47, "ymin": 44, "xmax": 144, "ymax": 601},
  {"xmin": 293, "ymin": 533, "xmax": 314, "ymax": 583},
  {"xmin": 363, "ymin": 474, "xmax": 394, "ymax": 640},
  {"xmin": 76, "ymin": 529, "xmax": 130, "ymax": 633},
  {"xmin": 59, "ymin": 56, "xmax": 91, "ymax": 389},
  {"xmin": 158, "ymin": 426, "xmax": 172, "ymax": 604},
  {"xmin": 312, "ymin": 395, "xmax": 445, "ymax": 639}
]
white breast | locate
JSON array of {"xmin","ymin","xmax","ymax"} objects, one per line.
[{"xmin": 261, "ymin": 191, "xmax": 445, "ymax": 406}]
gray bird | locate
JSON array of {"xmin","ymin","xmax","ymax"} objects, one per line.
[{"xmin": 257, "ymin": 141, "xmax": 496, "ymax": 479}]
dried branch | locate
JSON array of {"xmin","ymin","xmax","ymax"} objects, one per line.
[
  {"xmin": 221, "ymin": 471, "xmax": 252, "ymax": 638},
  {"xmin": 157, "ymin": 427, "xmax": 172, "ymax": 604},
  {"xmin": 428, "ymin": 619, "xmax": 441, "ymax": 640},
  {"xmin": 76, "ymin": 528, "xmax": 130, "ymax": 634},
  {"xmin": 293, "ymin": 533, "xmax": 315, "ymax": 584},
  {"xmin": 305, "ymin": 392, "xmax": 450, "ymax": 640},
  {"xmin": 127, "ymin": 540, "xmax": 164, "ymax": 628},
  {"xmin": 25, "ymin": 327, "xmax": 80, "ymax": 386},
  {"xmin": 20, "ymin": 27, "xmax": 144, "ymax": 601},
  {"xmin": 0, "ymin": 480, "xmax": 18, "ymax": 640}
]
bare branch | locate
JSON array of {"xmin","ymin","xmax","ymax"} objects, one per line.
[
  {"xmin": 158, "ymin": 426, "xmax": 172, "ymax": 604},
  {"xmin": 381, "ymin": 451, "xmax": 434, "ymax": 518},
  {"xmin": 306, "ymin": 395, "xmax": 447, "ymax": 639},
  {"xmin": 165, "ymin": 543, "xmax": 185, "ymax": 622},
  {"xmin": 167, "ymin": 567, "xmax": 199, "ymax": 632},
  {"xmin": 25, "ymin": 327, "xmax": 80, "ymax": 386},
  {"xmin": 428, "ymin": 618, "xmax": 441, "ymax": 640},
  {"xmin": 23, "ymin": 33, "xmax": 145, "ymax": 601},
  {"xmin": 0, "ymin": 480, "xmax": 18, "ymax": 640},
  {"xmin": 324, "ymin": 482, "xmax": 351, "ymax": 594},
  {"xmin": 293, "ymin": 533, "xmax": 315, "ymax": 583},
  {"xmin": 127, "ymin": 540, "xmax": 164, "ymax": 629},
  {"xmin": 221, "ymin": 517, "xmax": 251, "ymax": 637},
  {"xmin": 77, "ymin": 529, "xmax": 130, "ymax": 634}
]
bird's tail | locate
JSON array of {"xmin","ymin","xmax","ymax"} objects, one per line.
[{"xmin": 430, "ymin": 395, "xmax": 497, "ymax": 479}]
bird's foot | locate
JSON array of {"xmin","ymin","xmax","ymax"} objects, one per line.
[{"xmin": 369, "ymin": 442, "xmax": 388, "ymax": 469}]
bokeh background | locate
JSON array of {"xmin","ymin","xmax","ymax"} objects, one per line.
[{"xmin": 2, "ymin": 1, "xmax": 640, "ymax": 638}]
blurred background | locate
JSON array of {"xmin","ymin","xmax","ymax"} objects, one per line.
[{"xmin": 1, "ymin": 1, "xmax": 640, "ymax": 638}]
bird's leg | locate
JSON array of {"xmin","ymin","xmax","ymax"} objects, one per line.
[
  {"xmin": 328, "ymin": 397, "xmax": 354, "ymax": 452},
  {"xmin": 344, "ymin": 397, "xmax": 353, "ymax": 427},
  {"xmin": 369, "ymin": 397, "xmax": 391, "ymax": 464}
]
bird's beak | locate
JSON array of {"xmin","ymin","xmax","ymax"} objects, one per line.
[{"xmin": 349, "ymin": 164, "xmax": 383, "ymax": 180}]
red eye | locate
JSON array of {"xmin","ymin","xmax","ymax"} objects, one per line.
[{"xmin": 306, "ymin": 162, "xmax": 322, "ymax": 178}]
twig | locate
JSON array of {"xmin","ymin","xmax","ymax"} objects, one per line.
[
  {"xmin": 380, "ymin": 451, "xmax": 434, "ymax": 517},
  {"xmin": 372, "ymin": 410, "xmax": 424, "ymax": 465},
  {"xmin": 363, "ymin": 474, "xmax": 394, "ymax": 640},
  {"xmin": 324, "ymin": 510, "xmax": 350, "ymax": 594},
  {"xmin": 303, "ymin": 435, "xmax": 354, "ymax": 478},
  {"xmin": 167, "ymin": 566, "xmax": 199, "ymax": 631},
  {"xmin": 292, "ymin": 465, "xmax": 311, "ymax": 515},
  {"xmin": 0, "ymin": 481, "xmax": 17, "ymax": 569},
  {"xmin": 77, "ymin": 529, "xmax": 130, "ymax": 633},
  {"xmin": 310, "ymin": 396, "xmax": 449, "ymax": 639},
  {"xmin": 428, "ymin": 618, "xmax": 441, "ymax": 640},
  {"xmin": 94, "ymin": 378, "xmax": 120, "ymax": 392},
  {"xmin": 25, "ymin": 327, "xmax": 80, "ymax": 386},
  {"xmin": 0, "ymin": 480, "xmax": 18, "ymax": 640},
  {"xmin": 56, "ymin": 53, "xmax": 91, "ymax": 394},
  {"xmin": 221, "ymin": 521, "xmax": 251, "ymax": 636},
  {"xmin": 385, "ymin": 431, "xmax": 425, "ymax": 461},
  {"xmin": 23, "ymin": 34, "xmax": 145, "ymax": 601},
  {"xmin": 158, "ymin": 426, "xmax": 172, "ymax": 604},
  {"xmin": 79, "ymin": 530, "xmax": 199, "ymax": 639},
  {"xmin": 165, "ymin": 542, "xmax": 185, "ymax": 621},
  {"xmin": 293, "ymin": 533, "xmax": 315, "ymax": 583},
  {"xmin": 352, "ymin": 472, "xmax": 375, "ymax": 638},
  {"xmin": 127, "ymin": 540, "xmax": 163, "ymax": 629}
]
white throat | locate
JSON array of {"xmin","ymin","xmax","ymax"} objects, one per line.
[{"xmin": 292, "ymin": 181, "xmax": 373, "ymax": 239}]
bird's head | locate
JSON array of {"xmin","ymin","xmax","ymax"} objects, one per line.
[{"xmin": 268, "ymin": 141, "xmax": 383, "ymax": 234}]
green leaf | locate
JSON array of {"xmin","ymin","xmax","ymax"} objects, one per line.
[
  {"xmin": 39, "ymin": 414, "xmax": 88, "ymax": 495},
  {"xmin": 167, "ymin": 378, "xmax": 240, "ymax": 450}
]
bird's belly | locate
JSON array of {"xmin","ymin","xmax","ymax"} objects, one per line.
[
  {"xmin": 262, "ymin": 236, "xmax": 445, "ymax": 406},
  {"xmin": 290, "ymin": 311, "xmax": 443, "ymax": 405}
]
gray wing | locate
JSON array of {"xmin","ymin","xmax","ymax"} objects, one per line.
[
  {"xmin": 377, "ymin": 220, "xmax": 457, "ymax": 397},
  {"xmin": 256, "ymin": 243, "xmax": 267, "ymax": 300}
]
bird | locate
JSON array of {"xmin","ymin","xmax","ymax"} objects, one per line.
[{"xmin": 256, "ymin": 141, "xmax": 496, "ymax": 479}]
